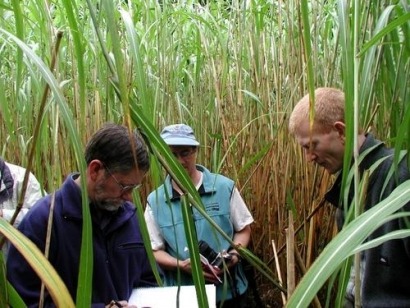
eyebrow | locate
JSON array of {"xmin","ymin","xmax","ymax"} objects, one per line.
[
  {"xmin": 300, "ymin": 139, "xmax": 316, "ymax": 149},
  {"xmin": 103, "ymin": 163, "xmax": 140, "ymax": 188}
]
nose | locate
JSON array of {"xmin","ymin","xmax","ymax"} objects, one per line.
[
  {"xmin": 305, "ymin": 151, "xmax": 317, "ymax": 162},
  {"xmin": 176, "ymin": 156, "xmax": 186, "ymax": 163},
  {"xmin": 121, "ymin": 189, "xmax": 134, "ymax": 202}
]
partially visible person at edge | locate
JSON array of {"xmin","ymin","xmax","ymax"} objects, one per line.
[
  {"xmin": 144, "ymin": 124, "xmax": 254, "ymax": 308},
  {"xmin": 7, "ymin": 123, "xmax": 157, "ymax": 308},
  {"xmin": 288, "ymin": 87, "xmax": 410, "ymax": 307},
  {"xmin": 0, "ymin": 157, "xmax": 44, "ymax": 226}
]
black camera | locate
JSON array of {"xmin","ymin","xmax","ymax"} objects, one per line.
[{"xmin": 198, "ymin": 240, "xmax": 232, "ymax": 269}]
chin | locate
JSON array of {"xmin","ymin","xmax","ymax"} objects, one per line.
[
  {"xmin": 95, "ymin": 200, "xmax": 123, "ymax": 212},
  {"xmin": 104, "ymin": 205, "xmax": 121, "ymax": 212},
  {"xmin": 327, "ymin": 168, "xmax": 339, "ymax": 175}
]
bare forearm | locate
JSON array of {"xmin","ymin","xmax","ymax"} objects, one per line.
[
  {"xmin": 154, "ymin": 250, "xmax": 179, "ymax": 270},
  {"xmin": 153, "ymin": 250, "xmax": 192, "ymax": 273},
  {"xmin": 231, "ymin": 225, "xmax": 251, "ymax": 250}
]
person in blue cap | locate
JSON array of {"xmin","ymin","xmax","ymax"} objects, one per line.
[{"xmin": 144, "ymin": 123, "xmax": 254, "ymax": 308}]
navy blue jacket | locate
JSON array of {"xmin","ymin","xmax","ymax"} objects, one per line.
[{"xmin": 7, "ymin": 174, "xmax": 156, "ymax": 307}]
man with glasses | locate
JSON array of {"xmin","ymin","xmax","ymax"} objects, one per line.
[
  {"xmin": 7, "ymin": 123, "xmax": 157, "ymax": 307},
  {"xmin": 144, "ymin": 124, "xmax": 254, "ymax": 308}
]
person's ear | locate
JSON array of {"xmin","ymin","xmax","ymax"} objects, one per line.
[
  {"xmin": 334, "ymin": 121, "xmax": 346, "ymax": 144},
  {"xmin": 88, "ymin": 160, "xmax": 104, "ymax": 181}
]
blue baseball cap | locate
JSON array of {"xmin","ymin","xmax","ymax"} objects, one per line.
[{"xmin": 160, "ymin": 124, "xmax": 200, "ymax": 146}]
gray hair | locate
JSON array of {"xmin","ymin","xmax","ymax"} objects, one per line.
[{"xmin": 85, "ymin": 123, "xmax": 150, "ymax": 173}]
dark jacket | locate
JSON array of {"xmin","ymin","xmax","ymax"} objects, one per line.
[
  {"xmin": 326, "ymin": 134, "xmax": 410, "ymax": 307},
  {"xmin": 7, "ymin": 174, "xmax": 156, "ymax": 308}
]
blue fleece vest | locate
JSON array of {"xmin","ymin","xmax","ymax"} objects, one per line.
[{"xmin": 148, "ymin": 165, "xmax": 248, "ymax": 302}]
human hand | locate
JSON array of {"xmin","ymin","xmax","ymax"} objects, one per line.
[
  {"xmin": 202, "ymin": 265, "xmax": 223, "ymax": 284},
  {"xmin": 180, "ymin": 258, "xmax": 223, "ymax": 284},
  {"xmin": 179, "ymin": 258, "xmax": 193, "ymax": 274},
  {"xmin": 106, "ymin": 300, "xmax": 137, "ymax": 308},
  {"xmin": 226, "ymin": 251, "xmax": 241, "ymax": 269}
]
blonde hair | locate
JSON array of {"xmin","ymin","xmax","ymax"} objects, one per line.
[{"xmin": 288, "ymin": 87, "xmax": 345, "ymax": 134}]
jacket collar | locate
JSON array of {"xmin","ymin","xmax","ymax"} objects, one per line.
[
  {"xmin": 60, "ymin": 174, "xmax": 135, "ymax": 233},
  {"xmin": 325, "ymin": 133, "xmax": 385, "ymax": 207},
  {"xmin": 164, "ymin": 165, "xmax": 216, "ymax": 201}
]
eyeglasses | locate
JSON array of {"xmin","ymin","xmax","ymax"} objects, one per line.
[
  {"xmin": 171, "ymin": 148, "xmax": 196, "ymax": 159},
  {"xmin": 102, "ymin": 163, "xmax": 142, "ymax": 193}
]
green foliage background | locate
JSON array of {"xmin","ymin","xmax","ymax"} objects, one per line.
[{"xmin": 0, "ymin": 0, "xmax": 409, "ymax": 306}]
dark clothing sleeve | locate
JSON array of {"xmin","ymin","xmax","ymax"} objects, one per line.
[{"xmin": 7, "ymin": 175, "xmax": 157, "ymax": 307}]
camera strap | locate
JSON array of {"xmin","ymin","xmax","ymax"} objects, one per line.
[{"xmin": 228, "ymin": 264, "xmax": 240, "ymax": 299}]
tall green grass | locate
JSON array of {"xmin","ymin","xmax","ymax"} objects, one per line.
[{"xmin": 0, "ymin": 0, "xmax": 408, "ymax": 306}]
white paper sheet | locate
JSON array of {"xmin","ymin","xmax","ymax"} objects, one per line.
[{"xmin": 128, "ymin": 284, "xmax": 216, "ymax": 308}]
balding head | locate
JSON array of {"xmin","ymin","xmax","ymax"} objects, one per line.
[{"xmin": 289, "ymin": 87, "xmax": 345, "ymax": 135}]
